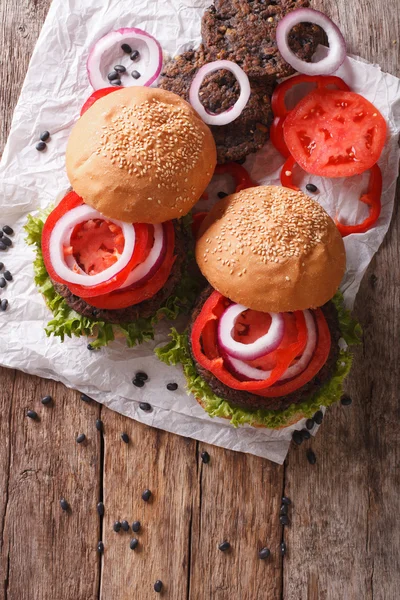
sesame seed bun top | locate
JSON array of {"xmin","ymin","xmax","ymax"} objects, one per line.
[
  {"xmin": 65, "ymin": 87, "xmax": 217, "ymax": 224},
  {"xmin": 196, "ymin": 186, "xmax": 346, "ymax": 313}
]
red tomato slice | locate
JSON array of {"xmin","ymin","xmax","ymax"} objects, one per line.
[
  {"xmin": 42, "ymin": 192, "xmax": 151, "ymax": 298},
  {"xmin": 84, "ymin": 221, "xmax": 176, "ymax": 310},
  {"xmin": 80, "ymin": 87, "xmax": 120, "ymax": 115},
  {"xmin": 283, "ymin": 90, "xmax": 387, "ymax": 178}
]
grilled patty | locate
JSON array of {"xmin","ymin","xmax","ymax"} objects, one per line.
[
  {"xmin": 188, "ymin": 286, "xmax": 340, "ymax": 411},
  {"xmin": 158, "ymin": 46, "xmax": 274, "ymax": 164},
  {"xmin": 201, "ymin": 0, "xmax": 324, "ymax": 79},
  {"xmin": 51, "ymin": 220, "xmax": 191, "ymax": 325}
]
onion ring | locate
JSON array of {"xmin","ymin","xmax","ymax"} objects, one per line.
[
  {"xmin": 49, "ymin": 205, "xmax": 136, "ymax": 286},
  {"xmin": 276, "ymin": 8, "xmax": 346, "ymax": 76},
  {"xmin": 119, "ymin": 223, "xmax": 166, "ymax": 290},
  {"xmin": 189, "ymin": 60, "xmax": 251, "ymax": 126}
]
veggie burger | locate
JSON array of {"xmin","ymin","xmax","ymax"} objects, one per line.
[
  {"xmin": 158, "ymin": 186, "xmax": 360, "ymax": 429},
  {"xmin": 25, "ymin": 87, "xmax": 217, "ymax": 348}
]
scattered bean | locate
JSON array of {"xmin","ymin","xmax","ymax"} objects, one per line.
[
  {"xmin": 0, "ymin": 299, "xmax": 8, "ymax": 311},
  {"xmin": 218, "ymin": 541, "xmax": 231, "ymax": 552},
  {"xmin": 2, "ymin": 237, "xmax": 12, "ymax": 247},
  {"xmin": 97, "ymin": 541, "xmax": 104, "ymax": 554},
  {"xmin": 154, "ymin": 580, "xmax": 163, "ymax": 593},
  {"xmin": 114, "ymin": 64, "xmax": 126, "ymax": 73},
  {"xmin": 305, "ymin": 418, "xmax": 314, "ymax": 430},
  {"xmin": 341, "ymin": 394, "xmax": 353, "ymax": 406},
  {"xmin": 121, "ymin": 43, "xmax": 132, "ymax": 54},
  {"xmin": 36, "ymin": 141, "xmax": 47, "ymax": 152},
  {"xmin": 0, "ymin": 241, "xmax": 7, "ymax": 251},
  {"xmin": 121, "ymin": 520, "xmax": 130, "ymax": 532},
  {"xmin": 4, "ymin": 271, "xmax": 12, "ymax": 281},
  {"xmin": 132, "ymin": 377, "xmax": 145, "ymax": 388},
  {"xmin": 166, "ymin": 382, "xmax": 178, "ymax": 391},
  {"xmin": 60, "ymin": 498, "xmax": 69, "ymax": 511},
  {"xmin": 280, "ymin": 542, "xmax": 287, "ymax": 556},
  {"xmin": 281, "ymin": 497, "xmax": 291, "ymax": 505},
  {"xmin": 280, "ymin": 515, "xmax": 290, "ymax": 526},
  {"xmin": 313, "ymin": 410, "xmax": 324, "ymax": 425},
  {"xmin": 306, "ymin": 449, "xmax": 317, "ymax": 465},
  {"xmin": 111, "ymin": 79, "xmax": 122, "ymax": 86},
  {"xmin": 0, "ymin": 278, "xmax": 6, "ymax": 288},
  {"xmin": 131, "ymin": 70, "xmax": 141, "ymax": 79},
  {"xmin": 139, "ymin": 402, "xmax": 152, "ymax": 412},
  {"xmin": 280, "ymin": 504, "xmax": 288, "ymax": 516},
  {"xmin": 130, "ymin": 538, "xmax": 139, "ymax": 550},
  {"xmin": 292, "ymin": 430, "xmax": 303, "ymax": 445},
  {"xmin": 0, "ymin": 262, "xmax": 3, "ymax": 270},
  {"xmin": 80, "ymin": 393, "xmax": 92, "ymax": 403},
  {"xmin": 113, "ymin": 521, "xmax": 121, "ymax": 532},
  {"xmin": 130, "ymin": 50, "xmax": 140, "ymax": 61},
  {"xmin": 76, "ymin": 433, "xmax": 86, "ymax": 444},
  {"xmin": 2, "ymin": 226, "xmax": 14, "ymax": 236},
  {"xmin": 39, "ymin": 131, "xmax": 50, "ymax": 142},
  {"xmin": 136, "ymin": 371, "xmax": 148, "ymax": 381},
  {"xmin": 107, "ymin": 70, "xmax": 119, "ymax": 81},
  {"xmin": 95, "ymin": 419, "xmax": 103, "ymax": 432},
  {"xmin": 142, "ymin": 489, "xmax": 152, "ymax": 502},
  {"xmin": 201, "ymin": 451, "xmax": 210, "ymax": 464},
  {"xmin": 217, "ymin": 191, "xmax": 228, "ymax": 198},
  {"xmin": 258, "ymin": 547, "xmax": 270, "ymax": 560},
  {"xmin": 97, "ymin": 502, "xmax": 104, "ymax": 517},
  {"xmin": 121, "ymin": 432, "xmax": 129, "ymax": 444},
  {"xmin": 41, "ymin": 395, "xmax": 52, "ymax": 405},
  {"xmin": 132, "ymin": 521, "xmax": 141, "ymax": 533},
  {"xmin": 306, "ymin": 183, "xmax": 318, "ymax": 193},
  {"xmin": 27, "ymin": 410, "xmax": 38, "ymax": 420},
  {"xmin": 301, "ymin": 429, "xmax": 311, "ymax": 440}
]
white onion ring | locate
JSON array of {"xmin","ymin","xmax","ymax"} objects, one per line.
[
  {"xmin": 218, "ymin": 304, "xmax": 285, "ymax": 360},
  {"xmin": 276, "ymin": 8, "xmax": 346, "ymax": 76},
  {"xmin": 278, "ymin": 310, "xmax": 317, "ymax": 381},
  {"xmin": 189, "ymin": 60, "xmax": 251, "ymax": 126},
  {"xmin": 224, "ymin": 353, "xmax": 273, "ymax": 382},
  {"xmin": 49, "ymin": 205, "xmax": 136, "ymax": 286},
  {"xmin": 119, "ymin": 223, "xmax": 165, "ymax": 290},
  {"xmin": 87, "ymin": 27, "xmax": 163, "ymax": 90}
]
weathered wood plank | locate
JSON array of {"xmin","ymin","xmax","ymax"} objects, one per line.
[{"xmin": 283, "ymin": 2, "xmax": 400, "ymax": 599}]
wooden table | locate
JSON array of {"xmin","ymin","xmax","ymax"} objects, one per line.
[{"xmin": 0, "ymin": 1, "xmax": 399, "ymax": 598}]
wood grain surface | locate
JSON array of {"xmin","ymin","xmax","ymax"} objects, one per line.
[{"xmin": 0, "ymin": 1, "xmax": 399, "ymax": 599}]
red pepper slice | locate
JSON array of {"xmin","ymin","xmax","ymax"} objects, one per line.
[
  {"xmin": 214, "ymin": 162, "xmax": 255, "ymax": 193},
  {"xmin": 42, "ymin": 191, "xmax": 151, "ymax": 297},
  {"xmin": 270, "ymin": 75, "xmax": 351, "ymax": 157},
  {"xmin": 280, "ymin": 155, "xmax": 299, "ymax": 191},
  {"xmin": 80, "ymin": 87, "xmax": 120, "ymax": 116},
  {"xmin": 190, "ymin": 291, "xmax": 308, "ymax": 391},
  {"xmin": 335, "ymin": 164, "xmax": 382, "ymax": 236}
]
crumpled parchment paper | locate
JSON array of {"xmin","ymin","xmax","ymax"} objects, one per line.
[{"xmin": 0, "ymin": 0, "xmax": 399, "ymax": 464}]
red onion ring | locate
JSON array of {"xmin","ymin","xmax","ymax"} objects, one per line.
[
  {"xmin": 87, "ymin": 27, "xmax": 163, "ymax": 90},
  {"xmin": 119, "ymin": 223, "xmax": 166, "ymax": 290},
  {"xmin": 189, "ymin": 60, "xmax": 251, "ymax": 126},
  {"xmin": 218, "ymin": 304, "xmax": 285, "ymax": 360},
  {"xmin": 276, "ymin": 8, "xmax": 346, "ymax": 76},
  {"xmin": 49, "ymin": 205, "xmax": 136, "ymax": 286}
]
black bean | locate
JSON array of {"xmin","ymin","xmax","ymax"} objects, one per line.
[
  {"xmin": 130, "ymin": 50, "xmax": 140, "ymax": 61},
  {"xmin": 136, "ymin": 370, "xmax": 148, "ymax": 380},
  {"xmin": 306, "ymin": 183, "xmax": 318, "ymax": 193},
  {"xmin": 280, "ymin": 515, "xmax": 290, "ymax": 526},
  {"xmin": 87, "ymin": 343, "xmax": 94, "ymax": 351},
  {"xmin": 341, "ymin": 394, "xmax": 353, "ymax": 406},
  {"xmin": 258, "ymin": 547, "xmax": 270, "ymax": 560},
  {"xmin": 142, "ymin": 489, "xmax": 152, "ymax": 502},
  {"xmin": 132, "ymin": 520, "xmax": 141, "ymax": 533},
  {"xmin": 121, "ymin": 43, "xmax": 132, "ymax": 54},
  {"xmin": 217, "ymin": 191, "xmax": 228, "ymax": 198},
  {"xmin": 97, "ymin": 502, "xmax": 104, "ymax": 517},
  {"xmin": 281, "ymin": 496, "xmax": 291, "ymax": 505},
  {"xmin": 121, "ymin": 432, "xmax": 129, "ymax": 444},
  {"xmin": 112, "ymin": 79, "xmax": 122, "ymax": 86},
  {"xmin": 114, "ymin": 64, "xmax": 126, "ymax": 73},
  {"xmin": 36, "ymin": 141, "xmax": 47, "ymax": 151},
  {"xmin": 76, "ymin": 433, "xmax": 86, "ymax": 444},
  {"xmin": 80, "ymin": 393, "xmax": 92, "ymax": 403},
  {"xmin": 292, "ymin": 430, "xmax": 303, "ymax": 445},
  {"xmin": 2, "ymin": 225, "xmax": 14, "ymax": 236},
  {"xmin": 201, "ymin": 451, "xmax": 210, "ymax": 464},
  {"xmin": 154, "ymin": 580, "xmax": 163, "ymax": 593},
  {"xmin": 0, "ymin": 299, "xmax": 8, "ymax": 311},
  {"xmin": 131, "ymin": 70, "xmax": 141, "ymax": 79},
  {"xmin": 4, "ymin": 271, "xmax": 12, "ymax": 281},
  {"xmin": 313, "ymin": 410, "xmax": 324, "ymax": 425},
  {"xmin": 301, "ymin": 429, "xmax": 311, "ymax": 440},
  {"xmin": 280, "ymin": 504, "xmax": 288, "ymax": 516},
  {"xmin": 2, "ymin": 237, "xmax": 12, "ymax": 247},
  {"xmin": 0, "ymin": 241, "xmax": 6, "ymax": 251},
  {"xmin": 166, "ymin": 382, "xmax": 178, "ymax": 391},
  {"xmin": 107, "ymin": 70, "xmax": 119, "ymax": 81},
  {"xmin": 0, "ymin": 262, "xmax": 3, "ymax": 270},
  {"xmin": 129, "ymin": 538, "xmax": 139, "ymax": 550},
  {"xmin": 60, "ymin": 498, "xmax": 69, "ymax": 511},
  {"xmin": 97, "ymin": 541, "xmax": 104, "ymax": 554},
  {"xmin": 280, "ymin": 542, "xmax": 287, "ymax": 556},
  {"xmin": 0, "ymin": 232, "xmax": 3, "ymax": 238},
  {"xmin": 218, "ymin": 541, "xmax": 230, "ymax": 552},
  {"xmin": 305, "ymin": 418, "xmax": 314, "ymax": 430},
  {"xmin": 139, "ymin": 402, "xmax": 152, "ymax": 412},
  {"xmin": 306, "ymin": 449, "xmax": 317, "ymax": 465},
  {"xmin": 39, "ymin": 131, "xmax": 50, "ymax": 142},
  {"xmin": 27, "ymin": 410, "xmax": 38, "ymax": 419},
  {"xmin": 95, "ymin": 419, "xmax": 103, "ymax": 432},
  {"xmin": 41, "ymin": 395, "xmax": 52, "ymax": 405},
  {"xmin": 0, "ymin": 278, "xmax": 6, "ymax": 288},
  {"xmin": 132, "ymin": 377, "xmax": 145, "ymax": 388},
  {"xmin": 121, "ymin": 520, "xmax": 130, "ymax": 532},
  {"xmin": 113, "ymin": 521, "xmax": 121, "ymax": 532}
]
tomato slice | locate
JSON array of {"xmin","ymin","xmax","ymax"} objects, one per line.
[
  {"xmin": 191, "ymin": 291, "xmax": 308, "ymax": 391},
  {"xmin": 80, "ymin": 87, "xmax": 120, "ymax": 116},
  {"xmin": 42, "ymin": 192, "xmax": 151, "ymax": 298},
  {"xmin": 270, "ymin": 75, "xmax": 350, "ymax": 157},
  {"xmin": 283, "ymin": 90, "xmax": 387, "ymax": 178},
  {"xmin": 85, "ymin": 221, "xmax": 176, "ymax": 310}
]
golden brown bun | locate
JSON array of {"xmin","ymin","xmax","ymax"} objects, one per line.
[
  {"xmin": 195, "ymin": 396, "xmax": 304, "ymax": 429},
  {"xmin": 196, "ymin": 186, "xmax": 345, "ymax": 313},
  {"xmin": 66, "ymin": 87, "xmax": 217, "ymax": 224}
]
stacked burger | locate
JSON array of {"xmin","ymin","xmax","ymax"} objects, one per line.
[{"xmin": 158, "ymin": 186, "xmax": 360, "ymax": 429}]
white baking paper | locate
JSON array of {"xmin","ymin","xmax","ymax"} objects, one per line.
[{"xmin": 0, "ymin": 0, "xmax": 399, "ymax": 464}]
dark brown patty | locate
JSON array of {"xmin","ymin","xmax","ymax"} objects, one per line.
[
  {"xmin": 51, "ymin": 220, "xmax": 191, "ymax": 325},
  {"xmin": 188, "ymin": 286, "xmax": 340, "ymax": 411},
  {"xmin": 158, "ymin": 46, "xmax": 274, "ymax": 164},
  {"xmin": 201, "ymin": 0, "xmax": 324, "ymax": 79}
]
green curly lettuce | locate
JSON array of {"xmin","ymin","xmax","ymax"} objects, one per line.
[
  {"xmin": 156, "ymin": 296, "xmax": 362, "ymax": 429},
  {"xmin": 24, "ymin": 210, "xmax": 199, "ymax": 349}
]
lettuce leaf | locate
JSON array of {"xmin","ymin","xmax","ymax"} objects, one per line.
[
  {"xmin": 24, "ymin": 211, "xmax": 199, "ymax": 349},
  {"xmin": 156, "ymin": 295, "xmax": 361, "ymax": 429}
]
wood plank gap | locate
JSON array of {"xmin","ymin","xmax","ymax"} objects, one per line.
[
  {"xmin": 279, "ymin": 460, "xmax": 287, "ymax": 600},
  {"xmin": 97, "ymin": 406, "xmax": 106, "ymax": 600}
]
